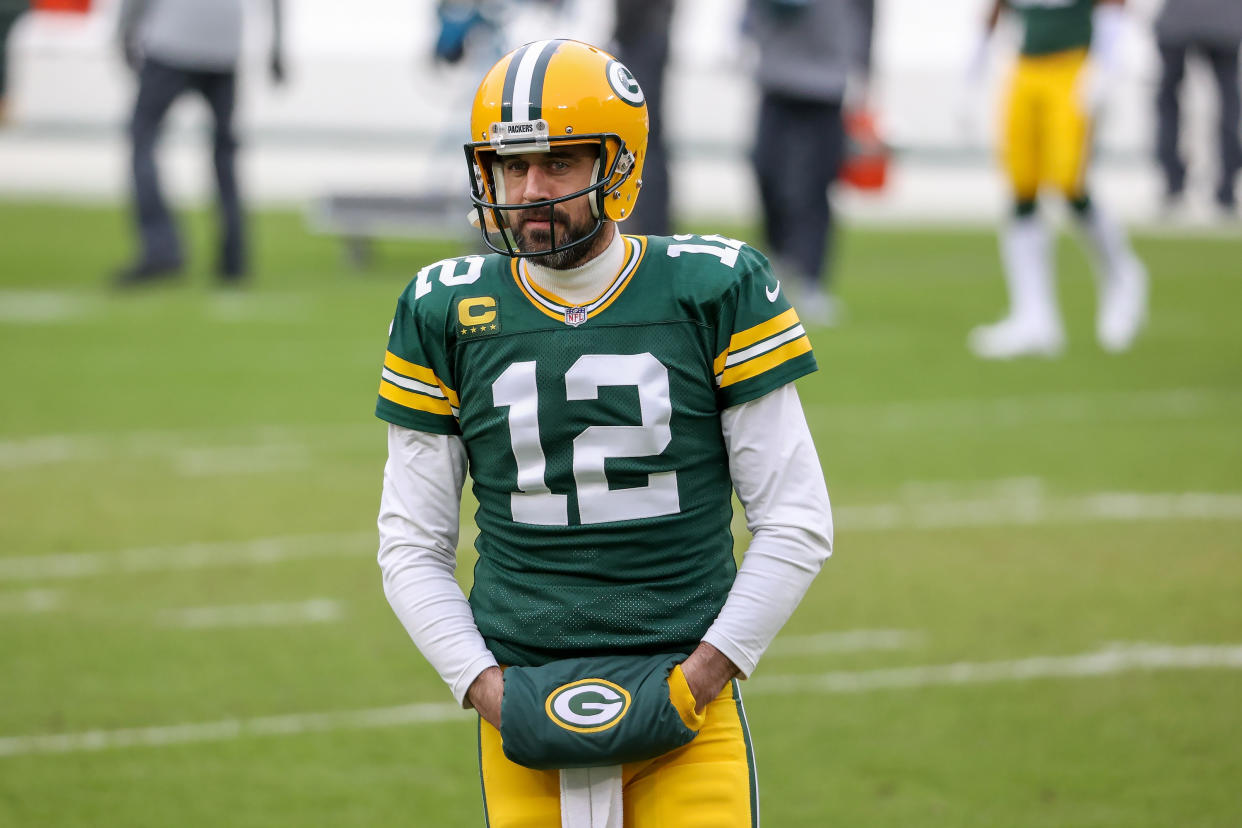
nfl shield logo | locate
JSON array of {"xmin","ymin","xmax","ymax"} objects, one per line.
[{"xmin": 564, "ymin": 307, "xmax": 588, "ymax": 327}]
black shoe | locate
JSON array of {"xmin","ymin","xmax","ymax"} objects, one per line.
[{"xmin": 113, "ymin": 261, "xmax": 183, "ymax": 288}]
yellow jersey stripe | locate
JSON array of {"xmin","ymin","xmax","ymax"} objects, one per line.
[
  {"xmin": 728, "ymin": 308, "xmax": 801, "ymax": 353},
  {"xmin": 383, "ymin": 351, "xmax": 460, "ymax": 408},
  {"xmin": 713, "ymin": 348, "xmax": 728, "ymax": 377},
  {"xmin": 379, "ymin": 378, "xmax": 454, "ymax": 417},
  {"xmin": 719, "ymin": 336, "xmax": 812, "ymax": 388}
]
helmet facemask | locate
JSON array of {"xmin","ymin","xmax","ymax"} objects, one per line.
[{"xmin": 465, "ymin": 127, "xmax": 636, "ymax": 262}]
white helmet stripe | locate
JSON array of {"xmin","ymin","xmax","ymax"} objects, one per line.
[{"xmin": 511, "ymin": 40, "xmax": 557, "ymax": 123}]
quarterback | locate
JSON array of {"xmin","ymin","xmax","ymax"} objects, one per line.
[
  {"xmin": 375, "ymin": 39, "xmax": 833, "ymax": 827},
  {"xmin": 967, "ymin": 0, "xmax": 1148, "ymax": 359}
]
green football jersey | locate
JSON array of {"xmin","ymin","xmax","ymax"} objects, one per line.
[
  {"xmin": 1006, "ymin": 0, "xmax": 1094, "ymax": 56},
  {"xmin": 376, "ymin": 234, "xmax": 818, "ymax": 667}
]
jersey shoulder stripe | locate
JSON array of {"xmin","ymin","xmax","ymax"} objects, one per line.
[
  {"xmin": 378, "ymin": 350, "xmax": 460, "ymax": 418},
  {"xmin": 714, "ymin": 307, "xmax": 812, "ymax": 388}
]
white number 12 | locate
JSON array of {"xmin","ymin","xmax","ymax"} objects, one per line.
[{"xmin": 491, "ymin": 353, "xmax": 680, "ymax": 526}]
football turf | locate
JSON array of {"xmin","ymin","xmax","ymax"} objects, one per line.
[{"xmin": 1, "ymin": 201, "xmax": 1239, "ymax": 827}]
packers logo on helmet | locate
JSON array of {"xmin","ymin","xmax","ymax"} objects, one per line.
[
  {"xmin": 464, "ymin": 39, "xmax": 650, "ymax": 258},
  {"xmin": 544, "ymin": 679, "xmax": 633, "ymax": 734}
]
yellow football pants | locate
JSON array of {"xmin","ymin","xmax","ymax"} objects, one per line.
[
  {"xmin": 1001, "ymin": 49, "xmax": 1093, "ymax": 202},
  {"xmin": 478, "ymin": 679, "xmax": 758, "ymax": 827}
]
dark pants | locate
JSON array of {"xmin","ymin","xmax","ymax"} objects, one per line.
[
  {"xmin": 752, "ymin": 93, "xmax": 845, "ymax": 289},
  {"xmin": 614, "ymin": 0, "xmax": 673, "ymax": 236},
  {"xmin": 129, "ymin": 58, "xmax": 243, "ymax": 273},
  {"xmin": 0, "ymin": 9, "xmax": 24, "ymax": 101},
  {"xmin": 1155, "ymin": 38, "xmax": 1242, "ymax": 206}
]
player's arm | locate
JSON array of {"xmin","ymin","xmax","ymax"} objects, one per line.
[
  {"xmin": 1081, "ymin": 0, "xmax": 1127, "ymax": 111},
  {"xmin": 686, "ymin": 383, "xmax": 834, "ymax": 711},
  {"xmin": 377, "ymin": 423, "xmax": 500, "ymax": 723}
]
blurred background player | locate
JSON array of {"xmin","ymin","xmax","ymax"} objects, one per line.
[
  {"xmin": 744, "ymin": 0, "xmax": 875, "ymax": 326},
  {"xmin": 1153, "ymin": 0, "xmax": 1242, "ymax": 218},
  {"xmin": 113, "ymin": 0, "xmax": 285, "ymax": 288},
  {"xmin": 965, "ymin": 0, "xmax": 1147, "ymax": 359},
  {"xmin": 0, "ymin": 0, "xmax": 26, "ymax": 124},
  {"xmin": 611, "ymin": 0, "xmax": 675, "ymax": 236}
]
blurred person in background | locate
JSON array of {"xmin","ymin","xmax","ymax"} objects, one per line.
[
  {"xmin": 0, "ymin": 0, "xmax": 26, "ymax": 124},
  {"xmin": 1153, "ymin": 0, "xmax": 1242, "ymax": 218},
  {"xmin": 744, "ymin": 0, "xmax": 875, "ymax": 326},
  {"xmin": 965, "ymin": 0, "xmax": 1147, "ymax": 359},
  {"xmin": 376, "ymin": 38, "xmax": 832, "ymax": 826},
  {"xmin": 113, "ymin": 0, "xmax": 285, "ymax": 288},
  {"xmin": 612, "ymin": 0, "xmax": 674, "ymax": 235}
]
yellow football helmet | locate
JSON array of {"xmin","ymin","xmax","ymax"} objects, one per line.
[{"xmin": 465, "ymin": 39, "xmax": 649, "ymax": 257}]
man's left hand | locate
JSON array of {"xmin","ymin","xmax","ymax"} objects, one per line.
[{"xmin": 679, "ymin": 642, "xmax": 741, "ymax": 714}]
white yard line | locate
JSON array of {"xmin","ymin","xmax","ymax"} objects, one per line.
[
  {"xmin": 4, "ymin": 484, "xmax": 1239, "ymax": 585},
  {"xmin": 766, "ymin": 629, "xmax": 922, "ymax": 656},
  {"xmin": 837, "ymin": 489, "xmax": 1242, "ymax": 532},
  {"xmin": 0, "ymin": 702, "xmax": 470, "ymax": 758},
  {"xmin": 0, "ymin": 424, "xmax": 370, "ymax": 471},
  {"xmin": 0, "ymin": 291, "xmax": 97, "ymax": 324},
  {"xmin": 3, "ymin": 387, "xmax": 1238, "ymax": 471},
  {"xmin": 805, "ymin": 388, "xmax": 1242, "ymax": 432},
  {"xmin": 747, "ymin": 643, "xmax": 1242, "ymax": 696},
  {"xmin": 157, "ymin": 599, "xmax": 344, "ymax": 629},
  {"xmin": 0, "ymin": 588, "xmax": 62, "ymax": 614},
  {"xmin": 0, "ymin": 532, "xmax": 372, "ymax": 582},
  {"xmin": 2, "ymin": 642, "xmax": 1238, "ymax": 758},
  {"xmin": 171, "ymin": 444, "xmax": 311, "ymax": 477}
]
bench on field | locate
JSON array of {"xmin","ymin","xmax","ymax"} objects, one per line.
[{"xmin": 307, "ymin": 192, "xmax": 472, "ymax": 268}]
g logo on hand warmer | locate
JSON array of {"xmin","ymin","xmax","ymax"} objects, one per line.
[{"xmin": 545, "ymin": 679, "xmax": 632, "ymax": 733}]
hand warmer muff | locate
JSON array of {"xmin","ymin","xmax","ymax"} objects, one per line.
[{"xmin": 499, "ymin": 653, "xmax": 706, "ymax": 770}]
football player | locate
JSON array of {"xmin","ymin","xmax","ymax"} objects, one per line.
[
  {"xmin": 375, "ymin": 39, "xmax": 833, "ymax": 827},
  {"xmin": 966, "ymin": 0, "xmax": 1148, "ymax": 358}
]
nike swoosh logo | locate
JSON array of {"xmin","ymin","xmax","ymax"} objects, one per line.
[{"xmin": 765, "ymin": 281, "xmax": 781, "ymax": 302}]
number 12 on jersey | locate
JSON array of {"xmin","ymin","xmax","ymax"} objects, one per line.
[{"xmin": 491, "ymin": 353, "xmax": 680, "ymax": 526}]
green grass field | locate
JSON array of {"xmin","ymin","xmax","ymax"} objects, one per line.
[{"xmin": 1, "ymin": 200, "xmax": 1240, "ymax": 827}]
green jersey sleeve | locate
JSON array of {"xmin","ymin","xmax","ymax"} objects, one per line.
[
  {"xmin": 374, "ymin": 287, "xmax": 461, "ymax": 436},
  {"xmin": 710, "ymin": 242, "xmax": 818, "ymax": 409}
]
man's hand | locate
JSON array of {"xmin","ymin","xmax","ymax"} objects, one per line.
[
  {"xmin": 679, "ymin": 642, "xmax": 741, "ymax": 714},
  {"xmin": 466, "ymin": 666, "xmax": 504, "ymax": 730}
]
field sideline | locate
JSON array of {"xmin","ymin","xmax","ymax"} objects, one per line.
[{"xmin": 1, "ymin": 201, "xmax": 1240, "ymax": 827}]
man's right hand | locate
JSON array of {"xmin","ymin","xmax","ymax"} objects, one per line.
[{"xmin": 466, "ymin": 666, "xmax": 504, "ymax": 730}]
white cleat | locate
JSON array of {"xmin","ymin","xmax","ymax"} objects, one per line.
[
  {"xmin": 1097, "ymin": 256, "xmax": 1148, "ymax": 353},
  {"xmin": 968, "ymin": 317, "xmax": 1065, "ymax": 360}
]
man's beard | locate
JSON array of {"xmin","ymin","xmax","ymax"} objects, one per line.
[{"xmin": 514, "ymin": 207, "xmax": 601, "ymax": 269}]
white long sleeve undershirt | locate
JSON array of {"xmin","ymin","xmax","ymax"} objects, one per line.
[{"xmin": 377, "ymin": 382, "xmax": 833, "ymax": 707}]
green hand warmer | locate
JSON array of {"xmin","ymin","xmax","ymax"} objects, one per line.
[{"xmin": 499, "ymin": 653, "xmax": 706, "ymax": 770}]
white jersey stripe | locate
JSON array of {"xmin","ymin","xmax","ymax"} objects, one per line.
[
  {"xmin": 726, "ymin": 325, "xmax": 807, "ymax": 368},
  {"xmin": 381, "ymin": 368, "xmax": 446, "ymax": 400}
]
